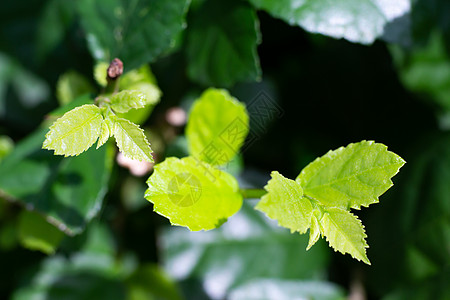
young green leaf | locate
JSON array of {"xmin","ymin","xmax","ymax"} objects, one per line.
[
  {"xmin": 112, "ymin": 116, "xmax": 153, "ymax": 162},
  {"xmin": 186, "ymin": 88, "xmax": 249, "ymax": 166},
  {"xmin": 321, "ymin": 208, "xmax": 370, "ymax": 264},
  {"xmin": 43, "ymin": 104, "xmax": 103, "ymax": 156},
  {"xmin": 145, "ymin": 156, "xmax": 243, "ymax": 231},
  {"xmin": 307, "ymin": 213, "xmax": 321, "ymax": 251},
  {"xmin": 110, "ymin": 90, "xmax": 149, "ymax": 113},
  {"xmin": 256, "ymin": 171, "xmax": 312, "ymax": 234},
  {"xmin": 97, "ymin": 116, "xmax": 113, "ymax": 149},
  {"xmin": 117, "ymin": 65, "xmax": 162, "ymax": 124},
  {"xmin": 296, "ymin": 141, "xmax": 406, "ymax": 210}
]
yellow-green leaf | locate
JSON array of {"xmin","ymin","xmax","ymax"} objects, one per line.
[
  {"xmin": 186, "ymin": 88, "xmax": 249, "ymax": 166},
  {"xmin": 307, "ymin": 212, "xmax": 321, "ymax": 251},
  {"xmin": 97, "ymin": 116, "xmax": 113, "ymax": 149},
  {"xmin": 110, "ymin": 90, "xmax": 150, "ymax": 113},
  {"xmin": 145, "ymin": 156, "xmax": 243, "ymax": 231},
  {"xmin": 43, "ymin": 104, "xmax": 103, "ymax": 156},
  {"xmin": 256, "ymin": 171, "xmax": 312, "ymax": 234},
  {"xmin": 296, "ymin": 141, "xmax": 406, "ymax": 210},
  {"xmin": 112, "ymin": 116, "xmax": 153, "ymax": 162},
  {"xmin": 321, "ymin": 207, "xmax": 370, "ymax": 264}
]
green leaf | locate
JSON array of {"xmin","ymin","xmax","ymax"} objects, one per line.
[
  {"xmin": 18, "ymin": 210, "xmax": 64, "ymax": 255},
  {"xmin": 160, "ymin": 202, "xmax": 330, "ymax": 299},
  {"xmin": 0, "ymin": 108, "xmax": 114, "ymax": 235},
  {"xmin": 97, "ymin": 115, "xmax": 113, "ymax": 149},
  {"xmin": 117, "ymin": 65, "xmax": 161, "ymax": 124},
  {"xmin": 43, "ymin": 104, "xmax": 103, "ymax": 156},
  {"xmin": 186, "ymin": 0, "xmax": 261, "ymax": 87},
  {"xmin": 248, "ymin": 0, "xmax": 410, "ymax": 44},
  {"xmin": 186, "ymin": 88, "xmax": 249, "ymax": 166},
  {"xmin": 56, "ymin": 70, "xmax": 94, "ymax": 106},
  {"xmin": 78, "ymin": 0, "xmax": 190, "ymax": 70},
  {"xmin": 296, "ymin": 141, "xmax": 406, "ymax": 210},
  {"xmin": 307, "ymin": 212, "xmax": 321, "ymax": 251},
  {"xmin": 112, "ymin": 116, "xmax": 153, "ymax": 162},
  {"xmin": 321, "ymin": 207, "xmax": 370, "ymax": 264},
  {"xmin": 256, "ymin": 171, "xmax": 313, "ymax": 234},
  {"xmin": 110, "ymin": 90, "xmax": 150, "ymax": 113},
  {"xmin": 145, "ymin": 156, "xmax": 243, "ymax": 231}
]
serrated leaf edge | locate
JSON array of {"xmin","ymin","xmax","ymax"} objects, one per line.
[
  {"xmin": 322, "ymin": 208, "xmax": 371, "ymax": 265},
  {"xmin": 43, "ymin": 104, "xmax": 103, "ymax": 156},
  {"xmin": 112, "ymin": 117, "xmax": 154, "ymax": 162}
]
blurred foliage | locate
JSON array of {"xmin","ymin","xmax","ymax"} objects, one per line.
[{"xmin": 0, "ymin": 0, "xmax": 449, "ymax": 299}]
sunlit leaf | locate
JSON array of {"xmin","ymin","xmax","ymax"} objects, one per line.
[
  {"xmin": 256, "ymin": 171, "xmax": 312, "ymax": 234},
  {"xmin": 186, "ymin": 88, "xmax": 249, "ymax": 166},
  {"xmin": 145, "ymin": 156, "xmax": 242, "ymax": 231},
  {"xmin": 97, "ymin": 115, "xmax": 113, "ymax": 149},
  {"xmin": 43, "ymin": 104, "xmax": 103, "ymax": 156},
  {"xmin": 112, "ymin": 116, "xmax": 153, "ymax": 162},
  {"xmin": 296, "ymin": 141, "xmax": 405, "ymax": 210},
  {"xmin": 321, "ymin": 207, "xmax": 370, "ymax": 264},
  {"xmin": 0, "ymin": 118, "xmax": 114, "ymax": 235},
  {"xmin": 110, "ymin": 90, "xmax": 150, "ymax": 113},
  {"xmin": 307, "ymin": 213, "xmax": 321, "ymax": 251}
]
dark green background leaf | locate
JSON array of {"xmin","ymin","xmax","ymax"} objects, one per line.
[
  {"xmin": 78, "ymin": 0, "xmax": 190, "ymax": 70},
  {"xmin": 186, "ymin": 0, "xmax": 261, "ymax": 87}
]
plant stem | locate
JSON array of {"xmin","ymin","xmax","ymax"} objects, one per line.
[{"xmin": 239, "ymin": 188, "xmax": 266, "ymax": 199}]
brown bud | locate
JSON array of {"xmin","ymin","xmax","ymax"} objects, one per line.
[{"xmin": 107, "ymin": 58, "xmax": 123, "ymax": 80}]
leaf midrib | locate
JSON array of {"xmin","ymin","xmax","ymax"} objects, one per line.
[
  {"xmin": 115, "ymin": 119, "xmax": 149, "ymax": 159},
  {"xmin": 303, "ymin": 161, "xmax": 402, "ymax": 192},
  {"xmin": 49, "ymin": 111, "xmax": 101, "ymax": 146}
]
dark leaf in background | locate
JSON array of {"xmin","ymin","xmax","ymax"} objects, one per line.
[
  {"xmin": 248, "ymin": 0, "xmax": 410, "ymax": 44},
  {"xmin": 186, "ymin": 0, "xmax": 261, "ymax": 87},
  {"xmin": 367, "ymin": 132, "xmax": 450, "ymax": 298},
  {"xmin": 78, "ymin": 0, "xmax": 190, "ymax": 71},
  {"xmin": 35, "ymin": 0, "xmax": 76, "ymax": 61},
  {"xmin": 11, "ymin": 223, "xmax": 127, "ymax": 300}
]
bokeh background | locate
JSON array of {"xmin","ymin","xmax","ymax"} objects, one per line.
[{"xmin": 0, "ymin": 0, "xmax": 449, "ymax": 299}]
